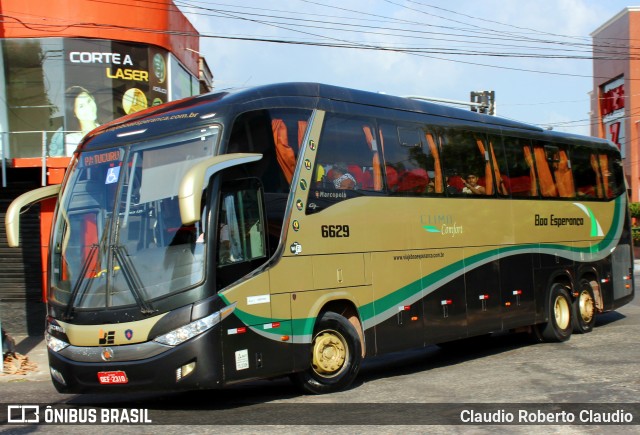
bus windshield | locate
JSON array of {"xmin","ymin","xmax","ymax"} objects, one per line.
[{"xmin": 50, "ymin": 126, "xmax": 219, "ymax": 312}]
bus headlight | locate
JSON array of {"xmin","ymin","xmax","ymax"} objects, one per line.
[
  {"xmin": 46, "ymin": 333, "xmax": 70, "ymax": 353},
  {"xmin": 153, "ymin": 303, "xmax": 237, "ymax": 346}
]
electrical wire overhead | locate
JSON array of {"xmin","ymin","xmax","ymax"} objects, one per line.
[{"xmin": 3, "ymin": 0, "xmax": 639, "ymax": 134}]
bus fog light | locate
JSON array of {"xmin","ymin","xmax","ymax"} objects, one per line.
[
  {"xmin": 50, "ymin": 367, "xmax": 67, "ymax": 386},
  {"xmin": 177, "ymin": 362, "xmax": 196, "ymax": 381}
]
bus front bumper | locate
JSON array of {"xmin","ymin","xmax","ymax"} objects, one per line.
[{"xmin": 47, "ymin": 326, "xmax": 223, "ymax": 394}]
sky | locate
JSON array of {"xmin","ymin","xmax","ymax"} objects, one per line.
[{"xmin": 177, "ymin": 0, "xmax": 638, "ymax": 136}]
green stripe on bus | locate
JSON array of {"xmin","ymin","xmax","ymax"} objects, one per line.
[{"xmin": 222, "ymin": 196, "xmax": 625, "ymax": 340}]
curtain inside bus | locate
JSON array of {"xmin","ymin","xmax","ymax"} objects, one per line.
[
  {"xmin": 590, "ymin": 154, "xmax": 605, "ymax": 198},
  {"xmin": 523, "ymin": 145, "xmax": 539, "ymax": 197},
  {"xmin": 533, "ymin": 146, "xmax": 558, "ymax": 197},
  {"xmin": 425, "ymin": 132, "xmax": 443, "ymax": 194},
  {"xmin": 475, "ymin": 138, "xmax": 495, "ymax": 195},
  {"xmin": 272, "ymin": 119, "xmax": 296, "ymax": 184},
  {"xmin": 554, "ymin": 149, "xmax": 575, "ymax": 198},
  {"xmin": 362, "ymin": 125, "xmax": 383, "ymax": 191}
]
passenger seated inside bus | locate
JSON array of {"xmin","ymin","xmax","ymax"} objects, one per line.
[
  {"xmin": 329, "ymin": 163, "xmax": 357, "ymax": 189},
  {"xmin": 445, "ymin": 174, "xmax": 464, "ymax": 194},
  {"xmin": 462, "ymin": 173, "xmax": 486, "ymax": 195},
  {"xmin": 397, "ymin": 168, "xmax": 430, "ymax": 194},
  {"xmin": 385, "ymin": 165, "xmax": 399, "ymax": 192}
]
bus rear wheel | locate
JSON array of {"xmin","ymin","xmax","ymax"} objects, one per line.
[
  {"xmin": 533, "ymin": 283, "xmax": 573, "ymax": 342},
  {"xmin": 292, "ymin": 311, "xmax": 362, "ymax": 394},
  {"xmin": 572, "ymin": 280, "xmax": 596, "ymax": 334}
]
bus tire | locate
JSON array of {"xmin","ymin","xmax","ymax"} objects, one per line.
[
  {"xmin": 533, "ymin": 283, "xmax": 573, "ymax": 342},
  {"xmin": 571, "ymin": 279, "xmax": 596, "ymax": 334},
  {"xmin": 292, "ymin": 311, "xmax": 362, "ymax": 394}
]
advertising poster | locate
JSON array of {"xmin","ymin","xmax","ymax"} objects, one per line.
[
  {"xmin": 600, "ymin": 76, "xmax": 625, "ymax": 159},
  {"xmin": 54, "ymin": 39, "xmax": 169, "ymax": 156}
]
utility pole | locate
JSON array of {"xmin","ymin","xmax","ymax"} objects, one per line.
[{"xmin": 470, "ymin": 91, "xmax": 496, "ymax": 115}]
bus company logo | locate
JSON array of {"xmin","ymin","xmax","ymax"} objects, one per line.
[
  {"xmin": 98, "ymin": 329, "xmax": 115, "ymax": 345},
  {"xmin": 533, "ymin": 203, "xmax": 604, "ymax": 237},
  {"xmin": 124, "ymin": 329, "xmax": 133, "ymax": 340},
  {"xmin": 420, "ymin": 214, "xmax": 464, "ymax": 238}
]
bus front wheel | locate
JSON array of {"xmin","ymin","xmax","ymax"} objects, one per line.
[
  {"xmin": 571, "ymin": 279, "xmax": 596, "ymax": 334},
  {"xmin": 533, "ymin": 283, "xmax": 573, "ymax": 342},
  {"xmin": 292, "ymin": 311, "xmax": 362, "ymax": 394}
]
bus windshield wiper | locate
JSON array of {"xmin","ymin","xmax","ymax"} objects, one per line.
[
  {"xmin": 62, "ymin": 243, "xmax": 99, "ymax": 320},
  {"xmin": 111, "ymin": 244, "xmax": 156, "ymax": 315}
]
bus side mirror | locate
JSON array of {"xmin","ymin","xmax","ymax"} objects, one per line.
[
  {"xmin": 5, "ymin": 184, "xmax": 61, "ymax": 247},
  {"xmin": 178, "ymin": 153, "xmax": 262, "ymax": 225}
]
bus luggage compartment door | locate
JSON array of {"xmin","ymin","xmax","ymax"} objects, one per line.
[{"xmin": 464, "ymin": 251, "xmax": 502, "ymax": 336}]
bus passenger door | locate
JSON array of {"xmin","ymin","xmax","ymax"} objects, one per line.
[
  {"xmin": 464, "ymin": 253, "xmax": 502, "ymax": 336},
  {"xmin": 216, "ymin": 179, "xmax": 295, "ymax": 382},
  {"xmin": 220, "ymin": 273, "xmax": 295, "ymax": 383}
]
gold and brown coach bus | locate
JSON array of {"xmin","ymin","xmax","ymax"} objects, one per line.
[{"xmin": 6, "ymin": 83, "xmax": 634, "ymax": 394}]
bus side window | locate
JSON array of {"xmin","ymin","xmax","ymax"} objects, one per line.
[
  {"xmin": 271, "ymin": 111, "xmax": 312, "ymax": 185},
  {"xmin": 379, "ymin": 123, "xmax": 435, "ymax": 195},
  {"xmin": 440, "ymin": 129, "xmax": 490, "ymax": 196},
  {"xmin": 503, "ymin": 138, "xmax": 536, "ymax": 197},
  {"xmin": 571, "ymin": 146, "xmax": 601, "ymax": 198},
  {"xmin": 526, "ymin": 143, "xmax": 574, "ymax": 199},
  {"xmin": 217, "ymin": 184, "xmax": 266, "ymax": 267},
  {"xmin": 487, "ymin": 134, "xmax": 509, "ymax": 196},
  {"xmin": 308, "ymin": 114, "xmax": 378, "ymax": 213},
  {"xmin": 227, "ymin": 109, "xmax": 312, "ymax": 193},
  {"xmin": 531, "ymin": 143, "xmax": 559, "ymax": 198},
  {"xmin": 601, "ymin": 151, "xmax": 625, "ymax": 198},
  {"xmin": 549, "ymin": 145, "xmax": 575, "ymax": 198}
]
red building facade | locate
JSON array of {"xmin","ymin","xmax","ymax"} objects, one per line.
[
  {"xmin": 0, "ymin": 0, "xmax": 210, "ymax": 332},
  {"xmin": 591, "ymin": 7, "xmax": 640, "ymax": 200}
]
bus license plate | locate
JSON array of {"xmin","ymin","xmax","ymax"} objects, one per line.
[{"xmin": 98, "ymin": 371, "xmax": 128, "ymax": 384}]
